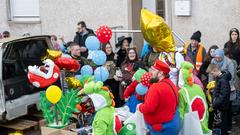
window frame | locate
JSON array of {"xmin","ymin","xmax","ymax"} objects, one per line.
[
  {"xmin": 156, "ymin": 0, "xmax": 166, "ymax": 19},
  {"xmin": 7, "ymin": 0, "xmax": 41, "ymax": 23}
]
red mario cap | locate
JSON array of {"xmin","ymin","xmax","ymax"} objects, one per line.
[{"xmin": 152, "ymin": 59, "xmax": 170, "ymax": 74}]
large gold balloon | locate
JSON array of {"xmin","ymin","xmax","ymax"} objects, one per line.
[
  {"xmin": 65, "ymin": 77, "xmax": 81, "ymax": 89},
  {"xmin": 140, "ymin": 9, "xmax": 175, "ymax": 52}
]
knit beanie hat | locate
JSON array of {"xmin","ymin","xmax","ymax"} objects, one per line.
[
  {"xmin": 191, "ymin": 31, "xmax": 201, "ymax": 42},
  {"xmin": 214, "ymin": 49, "xmax": 224, "ymax": 58}
]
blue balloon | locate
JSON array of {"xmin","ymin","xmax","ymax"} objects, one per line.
[
  {"xmin": 85, "ymin": 36, "xmax": 100, "ymax": 51},
  {"xmin": 140, "ymin": 40, "xmax": 151, "ymax": 59},
  {"xmin": 92, "ymin": 50, "xmax": 107, "ymax": 65},
  {"xmin": 136, "ymin": 83, "xmax": 148, "ymax": 95},
  {"xmin": 94, "ymin": 66, "xmax": 109, "ymax": 82},
  {"xmin": 81, "ymin": 65, "xmax": 93, "ymax": 76}
]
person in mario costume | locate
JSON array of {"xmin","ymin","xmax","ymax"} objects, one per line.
[{"xmin": 137, "ymin": 59, "xmax": 181, "ymax": 135}]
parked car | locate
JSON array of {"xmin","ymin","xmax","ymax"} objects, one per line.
[{"xmin": 0, "ymin": 35, "xmax": 58, "ymax": 121}]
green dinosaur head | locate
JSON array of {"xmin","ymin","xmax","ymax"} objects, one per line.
[
  {"xmin": 179, "ymin": 61, "xmax": 194, "ymax": 87},
  {"xmin": 80, "ymin": 81, "xmax": 114, "ymax": 111},
  {"xmin": 79, "ymin": 75, "xmax": 95, "ymax": 87}
]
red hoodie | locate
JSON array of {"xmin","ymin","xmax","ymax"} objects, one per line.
[
  {"xmin": 123, "ymin": 80, "xmax": 144, "ymax": 101},
  {"xmin": 139, "ymin": 78, "xmax": 178, "ymax": 131}
]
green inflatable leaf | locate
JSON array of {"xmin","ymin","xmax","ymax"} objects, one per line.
[
  {"xmin": 57, "ymin": 90, "xmax": 78, "ymax": 125},
  {"xmin": 39, "ymin": 92, "xmax": 55, "ymax": 124}
]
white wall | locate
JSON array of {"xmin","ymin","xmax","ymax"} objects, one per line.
[
  {"xmin": 0, "ymin": 0, "xmax": 129, "ymax": 42},
  {"xmin": 171, "ymin": 0, "xmax": 240, "ymax": 49},
  {"xmin": 142, "ymin": 0, "xmax": 156, "ymax": 13},
  {"xmin": 1, "ymin": 0, "xmax": 240, "ymax": 50}
]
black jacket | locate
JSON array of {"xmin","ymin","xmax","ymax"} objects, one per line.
[
  {"xmin": 213, "ymin": 71, "xmax": 232, "ymax": 110},
  {"xmin": 116, "ymin": 49, "xmax": 127, "ymax": 67},
  {"xmin": 73, "ymin": 28, "xmax": 95, "ymax": 58}
]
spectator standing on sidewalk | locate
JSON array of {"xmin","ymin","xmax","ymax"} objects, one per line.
[{"xmin": 73, "ymin": 21, "xmax": 95, "ymax": 58}]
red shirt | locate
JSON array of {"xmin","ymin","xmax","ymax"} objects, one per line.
[{"xmin": 139, "ymin": 78, "xmax": 178, "ymax": 125}]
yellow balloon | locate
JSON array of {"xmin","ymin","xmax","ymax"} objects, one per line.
[
  {"xmin": 140, "ymin": 9, "xmax": 175, "ymax": 52},
  {"xmin": 46, "ymin": 85, "xmax": 62, "ymax": 104},
  {"xmin": 65, "ymin": 77, "xmax": 81, "ymax": 89}
]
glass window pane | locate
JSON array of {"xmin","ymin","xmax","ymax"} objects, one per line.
[{"xmin": 156, "ymin": 0, "xmax": 165, "ymax": 18}]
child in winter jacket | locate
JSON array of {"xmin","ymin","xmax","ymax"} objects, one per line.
[{"xmin": 207, "ymin": 63, "xmax": 232, "ymax": 135}]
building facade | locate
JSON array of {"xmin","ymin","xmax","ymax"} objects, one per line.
[{"xmin": 1, "ymin": 0, "xmax": 240, "ymax": 50}]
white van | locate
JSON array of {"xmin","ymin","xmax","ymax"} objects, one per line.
[{"xmin": 0, "ymin": 35, "xmax": 57, "ymax": 121}]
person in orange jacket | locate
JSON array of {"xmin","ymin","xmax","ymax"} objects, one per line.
[{"xmin": 184, "ymin": 31, "xmax": 207, "ymax": 74}]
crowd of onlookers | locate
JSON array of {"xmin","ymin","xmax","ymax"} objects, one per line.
[{"xmin": 1, "ymin": 21, "xmax": 240, "ymax": 134}]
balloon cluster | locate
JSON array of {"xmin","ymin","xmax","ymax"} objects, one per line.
[
  {"xmin": 83, "ymin": 25, "xmax": 113, "ymax": 82},
  {"xmin": 135, "ymin": 71, "xmax": 152, "ymax": 95}
]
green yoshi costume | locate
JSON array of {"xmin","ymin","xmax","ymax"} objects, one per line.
[
  {"xmin": 79, "ymin": 81, "xmax": 137, "ymax": 135},
  {"xmin": 79, "ymin": 81, "xmax": 122, "ymax": 135},
  {"xmin": 178, "ymin": 62, "xmax": 211, "ymax": 134}
]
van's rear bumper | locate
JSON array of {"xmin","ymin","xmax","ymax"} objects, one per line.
[{"xmin": 0, "ymin": 92, "xmax": 40, "ymax": 121}]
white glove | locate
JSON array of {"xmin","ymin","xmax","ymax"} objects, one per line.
[{"xmin": 136, "ymin": 103, "xmax": 142, "ymax": 111}]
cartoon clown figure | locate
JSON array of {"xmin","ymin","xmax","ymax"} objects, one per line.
[{"xmin": 178, "ymin": 62, "xmax": 211, "ymax": 134}]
